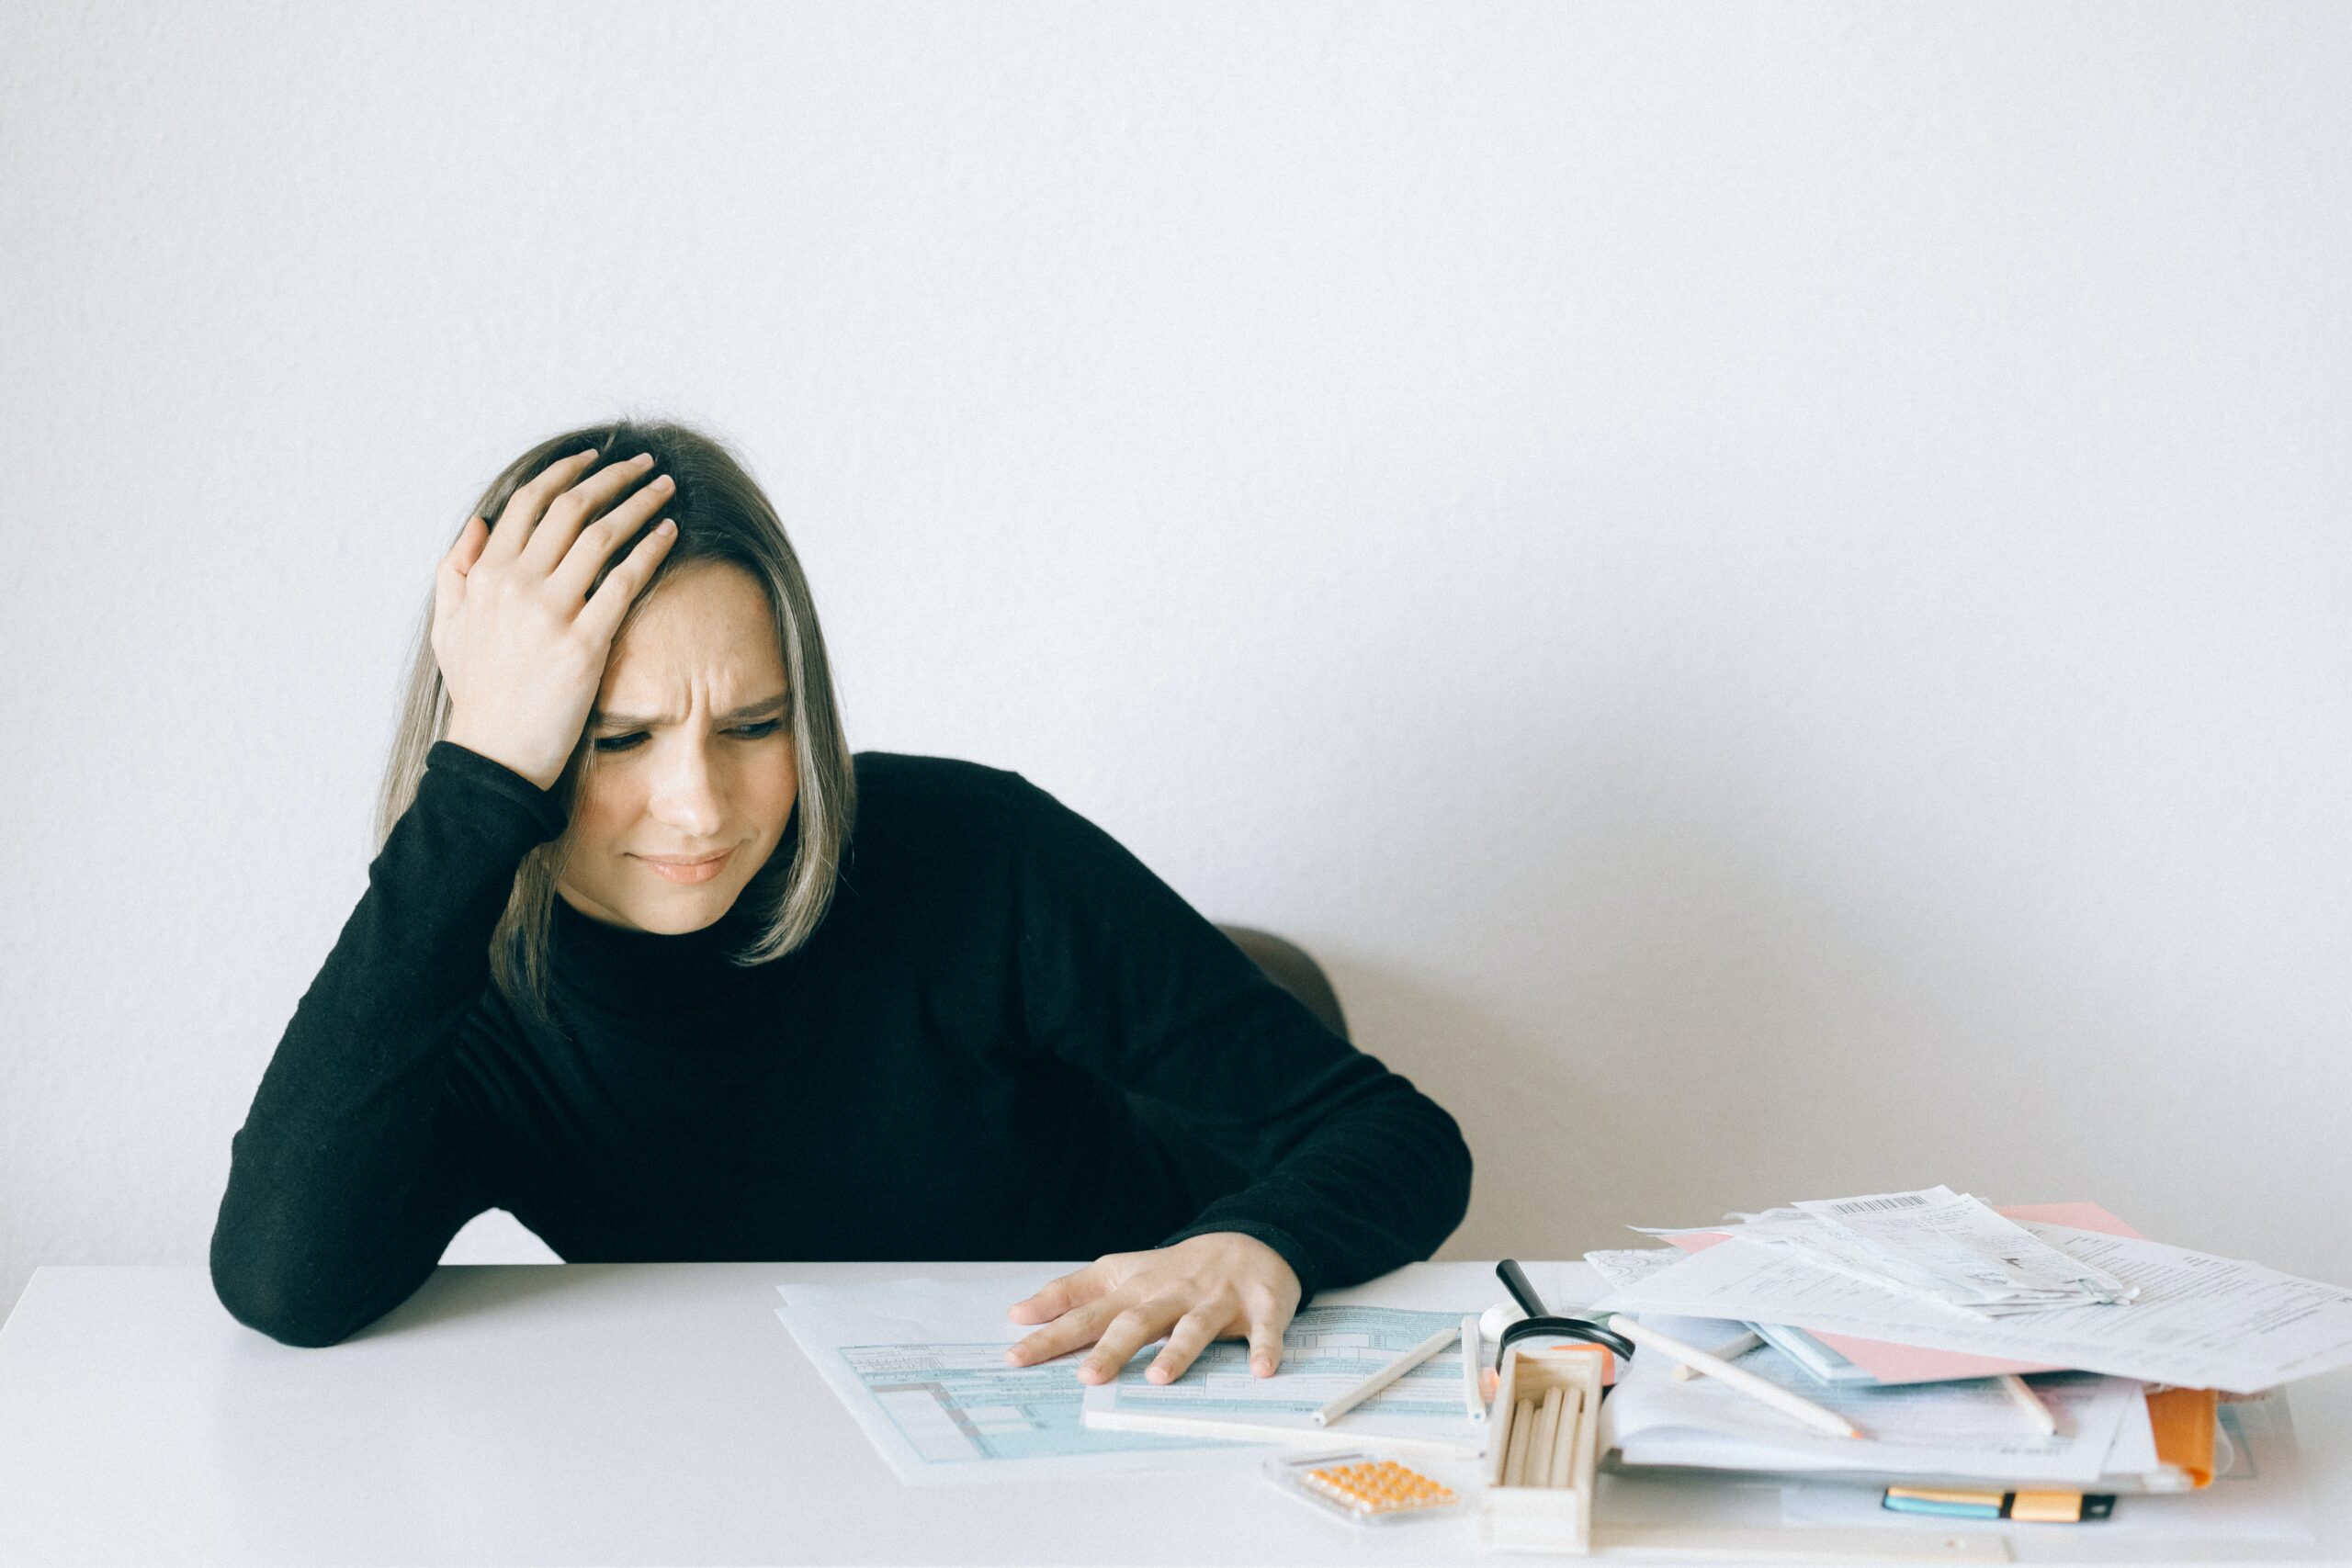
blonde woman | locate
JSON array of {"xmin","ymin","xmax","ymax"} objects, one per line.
[{"xmin": 211, "ymin": 420, "xmax": 1472, "ymax": 1387}]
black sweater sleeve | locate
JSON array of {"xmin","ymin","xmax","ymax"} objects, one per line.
[
  {"xmin": 1007, "ymin": 780, "xmax": 1473, "ymax": 1306},
  {"xmin": 209, "ymin": 741, "xmax": 567, "ymax": 1347}
]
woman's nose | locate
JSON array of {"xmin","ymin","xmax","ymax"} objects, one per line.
[{"xmin": 647, "ymin": 745, "xmax": 729, "ymax": 834}]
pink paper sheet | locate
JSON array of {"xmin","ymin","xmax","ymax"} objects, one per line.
[{"xmin": 1657, "ymin": 1201, "xmax": 2143, "ymax": 1385}]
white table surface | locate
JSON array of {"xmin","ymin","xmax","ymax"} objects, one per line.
[{"xmin": 1, "ymin": 1260, "xmax": 2346, "ymax": 1566}]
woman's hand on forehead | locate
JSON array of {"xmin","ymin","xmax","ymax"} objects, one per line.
[{"xmin": 436, "ymin": 448, "xmax": 680, "ymax": 792}]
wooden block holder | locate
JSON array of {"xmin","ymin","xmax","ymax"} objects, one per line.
[{"xmin": 1477, "ymin": 1342, "xmax": 1605, "ymax": 1554}]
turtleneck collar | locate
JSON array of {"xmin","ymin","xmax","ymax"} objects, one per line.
[{"xmin": 549, "ymin": 807, "xmax": 800, "ymax": 1018}]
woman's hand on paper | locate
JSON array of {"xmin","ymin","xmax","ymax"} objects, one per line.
[{"xmin": 1000, "ymin": 1232, "xmax": 1302, "ymax": 1385}]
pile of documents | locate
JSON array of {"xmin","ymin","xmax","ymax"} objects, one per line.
[
  {"xmin": 1583, "ymin": 1185, "xmax": 2352, "ymax": 1495},
  {"xmin": 1594, "ymin": 1186, "xmax": 2352, "ymax": 1393},
  {"xmin": 1600, "ymin": 1333, "xmax": 2153, "ymax": 1487}
]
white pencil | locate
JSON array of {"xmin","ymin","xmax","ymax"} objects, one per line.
[
  {"xmin": 1608, "ymin": 1314, "xmax": 1865, "ymax": 1439},
  {"xmin": 1311, "ymin": 1325, "xmax": 1460, "ymax": 1427},
  {"xmin": 1671, "ymin": 1328, "xmax": 1763, "ymax": 1382},
  {"xmin": 1461, "ymin": 1314, "xmax": 1485, "ymax": 1421},
  {"xmin": 1998, "ymin": 1373, "xmax": 2059, "ymax": 1437}
]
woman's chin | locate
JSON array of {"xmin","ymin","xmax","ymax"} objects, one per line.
[
  {"xmin": 559, "ymin": 873, "xmax": 740, "ymax": 935},
  {"xmin": 616, "ymin": 885, "xmax": 740, "ymax": 932}
]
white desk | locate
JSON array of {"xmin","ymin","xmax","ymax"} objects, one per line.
[{"xmin": 1, "ymin": 1261, "xmax": 2344, "ymax": 1565}]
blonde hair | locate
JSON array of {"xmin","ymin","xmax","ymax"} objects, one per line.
[{"xmin": 373, "ymin": 417, "xmax": 856, "ymax": 1030}]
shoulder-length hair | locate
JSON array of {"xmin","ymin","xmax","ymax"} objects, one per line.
[{"xmin": 371, "ymin": 417, "xmax": 855, "ymax": 1031}]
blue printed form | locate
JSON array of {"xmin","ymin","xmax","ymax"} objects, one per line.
[
  {"xmin": 775, "ymin": 1276, "xmax": 1273, "ymax": 1484},
  {"xmin": 777, "ymin": 1279, "xmax": 1489, "ymax": 1483},
  {"xmin": 838, "ymin": 1340, "xmax": 1208, "ymax": 1465}
]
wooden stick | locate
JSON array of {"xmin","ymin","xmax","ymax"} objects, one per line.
[
  {"xmin": 1504, "ymin": 1397, "xmax": 1536, "ymax": 1486},
  {"xmin": 1530, "ymin": 1385, "xmax": 1564, "ymax": 1487},
  {"xmin": 1546, "ymin": 1382, "xmax": 1584, "ymax": 1488}
]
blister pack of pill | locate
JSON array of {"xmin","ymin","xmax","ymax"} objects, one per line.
[{"xmin": 1261, "ymin": 1451, "xmax": 1464, "ymax": 1527}]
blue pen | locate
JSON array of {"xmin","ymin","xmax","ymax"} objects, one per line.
[
  {"xmin": 1883, "ymin": 1488, "xmax": 2117, "ymax": 1523},
  {"xmin": 1883, "ymin": 1491, "xmax": 2001, "ymax": 1520}
]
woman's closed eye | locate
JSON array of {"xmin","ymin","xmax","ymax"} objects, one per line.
[{"xmin": 592, "ymin": 719, "xmax": 786, "ymax": 754}]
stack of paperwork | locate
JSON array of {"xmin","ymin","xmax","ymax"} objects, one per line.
[
  {"xmin": 1601, "ymin": 1317, "xmax": 2152, "ymax": 1484},
  {"xmin": 1581, "ymin": 1185, "xmax": 2352, "ymax": 1495},
  {"xmin": 1593, "ymin": 1187, "xmax": 2352, "ymax": 1394}
]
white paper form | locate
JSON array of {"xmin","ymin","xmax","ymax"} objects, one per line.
[
  {"xmin": 1080, "ymin": 1303, "xmax": 1487, "ymax": 1459},
  {"xmin": 1787, "ymin": 1189, "xmax": 2129, "ymax": 1309},
  {"xmin": 774, "ymin": 1276, "xmax": 1264, "ymax": 1485},
  {"xmin": 1597, "ymin": 1224, "xmax": 2352, "ymax": 1394},
  {"xmin": 1602, "ymin": 1336, "xmax": 2143, "ymax": 1483},
  {"xmin": 1584, "ymin": 1248, "xmax": 1686, "ymax": 1292},
  {"xmin": 1656, "ymin": 1188, "xmax": 2130, "ymax": 1315}
]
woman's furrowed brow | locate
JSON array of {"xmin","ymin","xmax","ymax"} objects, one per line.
[{"xmin": 591, "ymin": 692, "xmax": 790, "ymax": 729}]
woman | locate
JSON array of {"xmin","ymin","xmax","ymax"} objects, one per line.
[{"xmin": 210, "ymin": 420, "xmax": 1473, "ymax": 1386}]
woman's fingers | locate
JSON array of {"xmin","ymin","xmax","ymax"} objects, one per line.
[
  {"xmin": 435, "ymin": 516, "xmax": 487, "ymax": 619},
  {"xmin": 1249, "ymin": 1308, "xmax": 1289, "ymax": 1377},
  {"xmin": 998, "ymin": 1241, "xmax": 1297, "ymax": 1384},
  {"xmin": 1002, "ymin": 1291, "xmax": 1122, "ymax": 1368},
  {"xmin": 530, "ymin": 452, "xmax": 667, "ymax": 582},
  {"xmin": 575, "ymin": 519, "xmax": 677, "ymax": 649},
  {"xmin": 1005, "ymin": 1260, "xmax": 1109, "ymax": 1327},
  {"xmin": 1079, "ymin": 1299, "xmax": 1187, "ymax": 1385},
  {"xmin": 482, "ymin": 447, "xmax": 599, "ymax": 565},
  {"xmin": 548, "ymin": 472, "xmax": 674, "ymax": 605},
  {"xmin": 1146, "ymin": 1309, "xmax": 1225, "ymax": 1384}
]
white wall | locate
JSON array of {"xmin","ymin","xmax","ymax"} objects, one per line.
[{"xmin": 4, "ymin": 2, "xmax": 2346, "ymax": 1321}]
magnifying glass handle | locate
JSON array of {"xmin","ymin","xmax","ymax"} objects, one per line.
[{"xmin": 1496, "ymin": 1258, "xmax": 1550, "ymax": 1319}]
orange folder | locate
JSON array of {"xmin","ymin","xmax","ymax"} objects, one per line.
[{"xmin": 2145, "ymin": 1386, "xmax": 2220, "ymax": 1489}]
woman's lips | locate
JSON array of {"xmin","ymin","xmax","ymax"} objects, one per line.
[{"xmin": 637, "ymin": 849, "xmax": 733, "ymax": 885}]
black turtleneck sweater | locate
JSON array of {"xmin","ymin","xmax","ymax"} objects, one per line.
[{"xmin": 210, "ymin": 740, "xmax": 1473, "ymax": 1348}]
